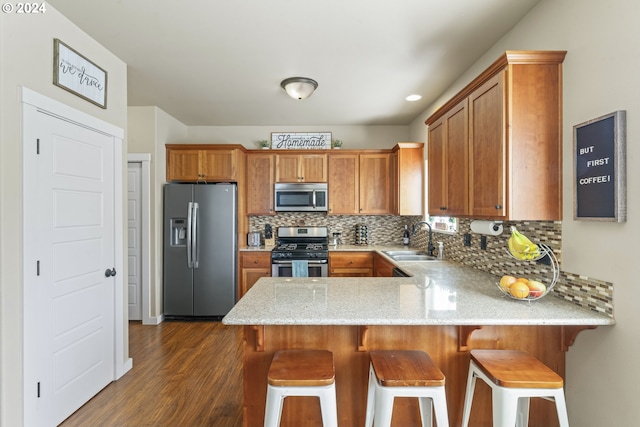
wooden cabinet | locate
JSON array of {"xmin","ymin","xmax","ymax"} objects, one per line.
[
  {"xmin": 393, "ymin": 143, "xmax": 425, "ymax": 216},
  {"xmin": 359, "ymin": 153, "xmax": 391, "ymax": 214},
  {"xmin": 166, "ymin": 145, "xmax": 239, "ymax": 182},
  {"xmin": 328, "ymin": 154, "xmax": 359, "ymax": 214},
  {"xmin": 329, "ymin": 252, "xmax": 373, "ymax": 277},
  {"xmin": 246, "ymin": 153, "xmax": 275, "ymax": 215},
  {"xmin": 275, "ymin": 153, "xmax": 327, "ymax": 182},
  {"xmin": 425, "ymin": 51, "xmax": 566, "ymax": 220},
  {"xmin": 373, "ymin": 252, "xmax": 395, "ymax": 277},
  {"xmin": 239, "ymin": 251, "xmax": 271, "ymax": 298},
  {"xmin": 428, "ymin": 99, "xmax": 469, "ymax": 217},
  {"xmin": 328, "ymin": 145, "xmax": 423, "ymax": 216}
]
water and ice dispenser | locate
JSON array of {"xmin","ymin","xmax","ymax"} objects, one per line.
[{"xmin": 170, "ymin": 218, "xmax": 188, "ymax": 246}]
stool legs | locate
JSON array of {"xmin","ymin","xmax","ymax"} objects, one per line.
[
  {"xmin": 264, "ymin": 384, "xmax": 338, "ymax": 427},
  {"xmin": 365, "ymin": 363, "xmax": 449, "ymax": 427},
  {"xmin": 462, "ymin": 360, "xmax": 570, "ymax": 427}
]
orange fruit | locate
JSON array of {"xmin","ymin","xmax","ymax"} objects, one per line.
[{"xmin": 509, "ymin": 282, "xmax": 530, "ymax": 299}]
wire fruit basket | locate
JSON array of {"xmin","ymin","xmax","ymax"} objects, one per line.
[{"xmin": 497, "ymin": 243, "xmax": 559, "ymax": 301}]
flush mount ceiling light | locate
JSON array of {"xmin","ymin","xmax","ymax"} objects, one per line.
[
  {"xmin": 406, "ymin": 94, "xmax": 422, "ymax": 101},
  {"xmin": 280, "ymin": 77, "xmax": 318, "ymax": 100}
]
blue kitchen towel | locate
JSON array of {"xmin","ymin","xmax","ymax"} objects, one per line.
[{"xmin": 291, "ymin": 260, "xmax": 309, "ymax": 277}]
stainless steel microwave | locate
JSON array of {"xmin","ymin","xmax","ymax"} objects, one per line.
[{"xmin": 274, "ymin": 183, "xmax": 328, "ymax": 212}]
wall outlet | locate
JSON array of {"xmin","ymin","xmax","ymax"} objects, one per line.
[
  {"xmin": 463, "ymin": 233, "xmax": 471, "ymax": 246},
  {"xmin": 480, "ymin": 235, "xmax": 487, "ymax": 250}
]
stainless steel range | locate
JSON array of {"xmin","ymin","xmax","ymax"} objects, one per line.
[{"xmin": 271, "ymin": 226, "xmax": 329, "ymax": 277}]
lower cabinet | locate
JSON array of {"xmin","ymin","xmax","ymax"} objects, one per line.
[
  {"xmin": 329, "ymin": 252, "xmax": 373, "ymax": 277},
  {"xmin": 239, "ymin": 251, "xmax": 271, "ymax": 298},
  {"xmin": 373, "ymin": 252, "xmax": 395, "ymax": 277}
]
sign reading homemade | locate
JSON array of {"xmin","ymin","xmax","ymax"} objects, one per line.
[{"xmin": 271, "ymin": 132, "xmax": 331, "ymax": 150}]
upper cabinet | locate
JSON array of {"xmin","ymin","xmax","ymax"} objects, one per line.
[
  {"xmin": 428, "ymin": 99, "xmax": 469, "ymax": 217},
  {"xmin": 166, "ymin": 145, "xmax": 239, "ymax": 182},
  {"xmin": 393, "ymin": 143, "xmax": 425, "ymax": 216},
  {"xmin": 327, "ymin": 144, "xmax": 424, "ymax": 216},
  {"xmin": 246, "ymin": 152, "xmax": 275, "ymax": 215},
  {"xmin": 359, "ymin": 153, "xmax": 392, "ymax": 214},
  {"xmin": 275, "ymin": 153, "xmax": 328, "ymax": 183},
  {"xmin": 425, "ymin": 50, "xmax": 566, "ymax": 221}
]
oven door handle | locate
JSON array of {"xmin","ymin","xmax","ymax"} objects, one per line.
[{"xmin": 272, "ymin": 259, "xmax": 328, "ymax": 265}]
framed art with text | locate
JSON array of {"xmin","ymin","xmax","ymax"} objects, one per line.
[
  {"xmin": 573, "ymin": 110, "xmax": 626, "ymax": 222},
  {"xmin": 53, "ymin": 38, "xmax": 108, "ymax": 108}
]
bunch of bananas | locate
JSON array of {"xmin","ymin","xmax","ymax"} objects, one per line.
[{"xmin": 507, "ymin": 226, "xmax": 540, "ymax": 260}]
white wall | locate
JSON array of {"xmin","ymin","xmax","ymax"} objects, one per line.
[
  {"xmin": 412, "ymin": 0, "xmax": 639, "ymax": 425},
  {"xmin": 187, "ymin": 125, "xmax": 410, "ymax": 149},
  {"xmin": 128, "ymin": 106, "xmax": 188, "ymax": 321},
  {"xmin": 0, "ymin": 6, "xmax": 128, "ymax": 426}
]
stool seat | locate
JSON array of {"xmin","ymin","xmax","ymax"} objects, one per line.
[
  {"xmin": 462, "ymin": 349, "xmax": 569, "ymax": 427},
  {"xmin": 365, "ymin": 350, "xmax": 449, "ymax": 427},
  {"xmin": 264, "ymin": 350, "xmax": 337, "ymax": 427},
  {"xmin": 370, "ymin": 350, "xmax": 445, "ymax": 387},
  {"xmin": 268, "ymin": 349, "xmax": 335, "ymax": 387},
  {"xmin": 470, "ymin": 349, "xmax": 563, "ymax": 389}
]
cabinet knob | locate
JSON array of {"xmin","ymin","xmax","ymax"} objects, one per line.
[
  {"xmin": 254, "ymin": 260, "xmax": 259, "ymax": 264},
  {"xmin": 495, "ymin": 204, "xmax": 502, "ymax": 210},
  {"xmin": 440, "ymin": 206, "xmax": 447, "ymax": 211}
]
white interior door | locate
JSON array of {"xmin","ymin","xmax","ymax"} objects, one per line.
[
  {"xmin": 127, "ymin": 162, "xmax": 142, "ymax": 320},
  {"xmin": 23, "ymin": 103, "xmax": 116, "ymax": 426}
]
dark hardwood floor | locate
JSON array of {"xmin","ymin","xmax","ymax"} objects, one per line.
[{"xmin": 60, "ymin": 321, "xmax": 243, "ymax": 427}]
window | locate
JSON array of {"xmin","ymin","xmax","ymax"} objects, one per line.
[{"xmin": 428, "ymin": 216, "xmax": 457, "ymax": 233}]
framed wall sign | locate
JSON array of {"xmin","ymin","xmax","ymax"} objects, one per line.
[
  {"xmin": 573, "ymin": 110, "xmax": 626, "ymax": 222},
  {"xmin": 271, "ymin": 132, "xmax": 331, "ymax": 149},
  {"xmin": 53, "ymin": 38, "xmax": 108, "ymax": 108}
]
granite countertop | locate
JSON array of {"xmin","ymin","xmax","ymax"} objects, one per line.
[{"xmin": 223, "ymin": 252, "xmax": 615, "ymax": 327}]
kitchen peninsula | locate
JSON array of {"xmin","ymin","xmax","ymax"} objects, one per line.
[{"xmin": 223, "ymin": 254, "xmax": 613, "ymax": 427}]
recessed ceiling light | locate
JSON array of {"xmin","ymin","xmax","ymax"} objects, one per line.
[{"xmin": 406, "ymin": 94, "xmax": 422, "ymax": 102}]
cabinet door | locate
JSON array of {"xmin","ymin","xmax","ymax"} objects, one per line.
[
  {"xmin": 469, "ymin": 71, "xmax": 506, "ymax": 217},
  {"xmin": 247, "ymin": 153, "xmax": 275, "ymax": 215},
  {"xmin": 396, "ymin": 144, "xmax": 424, "ymax": 216},
  {"xmin": 359, "ymin": 154, "xmax": 391, "ymax": 214},
  {"xmin": 427, "ymin": 119, "xmax": 446, "ymax": 216},
  {"xmin": 202, "ymin": 149, "xmax": 238, "ymax": 181},
  {"xmin": 300, "ymin": 154, "xmax": 328, "ymax": 182},
  {"xmin": 329, "ymin": 252, "xmax": 373, "ymax": 277},
  {"xmin": 239, "ymin": 252, "xmax": 271, "ymax": 297},
  {"xmin": 373, "ymin": 253, "xmax": 395, "ymax": 277},
  {"xmin": 167, "ymin": 149, "xmax": 201, "ymax": 181},
  {"xmin": 443, "ymin": 100, "xmax": 469, "ymax": 216},
  {"xmin": 328, "ymin": 154, "xmax": 359, "ymax": 214},
  {"xmin": 275, "ymin": 154, "xmax": 301, "ymax": 182}
]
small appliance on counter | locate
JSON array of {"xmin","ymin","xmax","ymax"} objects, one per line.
[{"xmin": 247, "ymin": 231, "xmax": 262, "ymax": 247}]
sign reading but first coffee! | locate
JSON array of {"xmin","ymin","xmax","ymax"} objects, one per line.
[{"xmin": 573, "ymin": 110, "xmax": 626, "ymax": 222}]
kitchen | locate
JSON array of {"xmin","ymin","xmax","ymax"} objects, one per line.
[{"xmin": 1, "ymin": 1, "xmax": 639, "ymax": 427}]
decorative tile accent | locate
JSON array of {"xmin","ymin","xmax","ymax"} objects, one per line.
[{"xmin": 249, "ymin": 214, "xmax": 613, "ymax": 317}]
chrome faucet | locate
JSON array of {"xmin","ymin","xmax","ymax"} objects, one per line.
[{"xmin": 412, "ymin": 221, "xmax": 436, "ymax": 256}]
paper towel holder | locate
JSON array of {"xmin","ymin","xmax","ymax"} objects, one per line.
[{"xmin": 470, "ymin": 220, "xmax": 504, "ymax": 236}]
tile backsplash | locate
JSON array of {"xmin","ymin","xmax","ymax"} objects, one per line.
[{"xmin": 249, "ymin": 214, "xmax": 613, "ymax": 317}]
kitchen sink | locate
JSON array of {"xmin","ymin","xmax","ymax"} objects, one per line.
[{"xmin": 382, "ymin": 250, "xmax": 438, "ymax": 261}]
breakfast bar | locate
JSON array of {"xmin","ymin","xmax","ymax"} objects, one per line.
[{"xmin": 223, "ymin": 258, "xmax": 614, "ymax": 427}]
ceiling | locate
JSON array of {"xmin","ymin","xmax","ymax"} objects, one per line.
[{"xmin": 48, "ymin": 0, "xmax": 541, "ymax": 126}]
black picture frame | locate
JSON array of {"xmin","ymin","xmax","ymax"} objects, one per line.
[{"xmin": 573, "ymin": 110, "xmax": 626, "ymax": 222}]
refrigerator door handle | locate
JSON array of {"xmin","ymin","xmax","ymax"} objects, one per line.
[
  {"xmin": 192, "ymin": 202, "xmax": 199, "ymax": 268},
  {"xmin": 187, "ymin": 202, "xmax": 194, "ymax": 268}
]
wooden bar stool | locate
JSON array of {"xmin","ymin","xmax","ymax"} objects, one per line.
[
  {"xmin": 364, "ymin": 350, "xmax": 449, "ymax": 427},
  {"xmin": 264, "ymin": 349, "xmax": 338, "ymax": 427},
  {"xmin": 461, "ymin": 349, "xmax": 569, "ymax": 427}
]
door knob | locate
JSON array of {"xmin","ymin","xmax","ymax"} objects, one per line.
[{"xmin": 105, "ymin": 268, "xmax": 117, "ymax": 278}]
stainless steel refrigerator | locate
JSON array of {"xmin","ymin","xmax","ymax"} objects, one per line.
[{"xmin": 163, "ymin": 183, "xmax": 237, "ymax": 318}]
